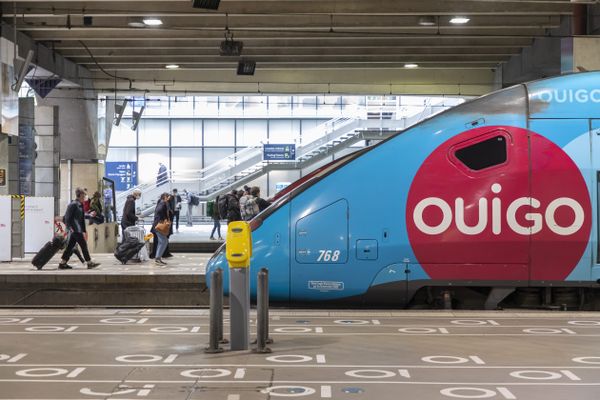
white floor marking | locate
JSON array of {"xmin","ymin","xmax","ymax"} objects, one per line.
[
  {"xmin": 422, "ymin": 356, "xmax": 470, "ymax": 365},
  {"xmin": 267, "ymin": 355, "xmax": 313, "ymax": 363},
  {"xmin": 440, "ymin": 387, "xmax": 497, "ymax": 399},
  {"xmin": 136, "ymin": 318, "xmax": 149, "ymax": 324},
  {"xmin": 469, "ymin": 356, "xmax": 485, "ymax": 365},
  {"xmin": 180, "ymin": 368, "xmax": 232, "ymax": 378},
  {"xmin": 234, "ymin": 368, "xmax": 246, "ymax": 379},
  {"xmin": 496, "ymin": 387, "xmax": 517, "ymax": 399},
  {"xmin": 19, "ymin": 318, "xmax": 33, "ymax": 324},
  {"xmin": 66, "ymin": 367, "xmax": 86, "ymax": 378},
  {"xmin": 0, "ymin": 353, "xmax": 27, "ymax": 363},
  {"xmin": 510, "ymin": 370, "xmax": 563, "ymax": 380},
  {"xmin": 573, "ymin": 357, "xmax": 600, "ymax": 364},
  {"xmin": 321, "ymin": 385, "xmax": 332, "ymax": 398},
  {"xmin": 163, "ymin": 354, "xmax": 178, "ymax": 364},
  {"xmin": 345, "ymin": 369, "xmax": 396, "ymax": 379},
  {"xmin": 227, "ymin": 395, "xmax": 240, "ymax": 400},
  {"xmin": 116, "ymin": 355, "xmax": 163, "ymax": 363},
  {"xmin": 261, "ymin": 385, "xmax": 316, "ymax": 397},
  {"xmin": 398, "ymin": 369, "xmax": 411, "ymax": 378},
  {"xmin": 315, "ymin": 327, "xmax": 324, "ymax": 333},
  {"xmin": 316, "ymin": 354, "xmax": 326, "ymax": 364},
  {"xmin": 560, "ymin": 370, "xmax": 582, "ymax": 381},
  {"xmin": 372, "ymin": 320, "xmax": 381, "ymax": 325}
]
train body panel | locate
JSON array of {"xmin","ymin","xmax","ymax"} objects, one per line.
[{"xmin": 206, "ymin": 72, "xmax": 600, "ymax": 306}]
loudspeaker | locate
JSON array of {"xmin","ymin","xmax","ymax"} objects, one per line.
[
  {"xmin": 237, "ymin": 60, "xmax": 256, "ymax": 76},
  {"xmin": 114, "ymin": 99, "xmax": 128, "ymax": 127},
  {"xmin": 131, "ymin": 106, "xmax": 145, "ymax": 131},
  {"xmin": 192, "ymin": 0, "xmax": 220, "ymax": 9},
  {"xmin": 12, "ymin": 50, "xmax": 34, "ymax": 92}
]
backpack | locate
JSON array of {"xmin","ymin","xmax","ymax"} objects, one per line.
[
  {"xmin": 243, "ymin": 196, "xmax": 260, "ymax": 220},
  {"xmin": 217, "ymin": 195, "xmax": 229, "ymax": 219},
  {"xmin": 189, "ymin": 194, "xmax": 200, "ymax": 206},
  {"xmin": 207, "ymin": 201, "xmax": 215, "ymax": 217}
]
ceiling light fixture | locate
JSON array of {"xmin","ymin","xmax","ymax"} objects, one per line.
[
  {"xmin": 404, "ymin": 63, "xmax": 419, "ymax": 69},
  {"xmin": 128, "ymin": 19, "xmax": 146, "ymax": 28},
  {"xmin": 165, "ymin": 64, "xmax": 180, "ymax": 69},
  {"xmin": 418, "ymin": 16, "xmax": 436, "ymax": 26},
  {"xmin": 450, "ymin": 17, "xmax": 470, "ymax": 24},
  {"xmin": 143, "ymin": 18, "xmax": 163, "ymax": 26}
]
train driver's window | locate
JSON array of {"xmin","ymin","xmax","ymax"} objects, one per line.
[{"xmin": 455, "ymin": 135, "xmax": 507, "ymax": 171}]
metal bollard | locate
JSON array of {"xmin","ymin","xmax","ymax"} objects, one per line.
[
  {"xmin": 205, "ymin": 268, "xmax": 224, "ymax": 353},
  {"xmin": 254, "ymin": 268, "xmax": 272, "ymax": 353}
]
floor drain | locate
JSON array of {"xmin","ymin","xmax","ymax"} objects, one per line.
[{"xmin": 342, "ymin": 387, "xmax": 365, "ymax": 394}]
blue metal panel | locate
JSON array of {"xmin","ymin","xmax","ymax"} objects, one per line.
[
  {"xmin": 528, "ymin": 72, "xmax": 600, "ymax": 119},
  {"xmin": 356, "ymin": 240, "xmax": 378, "ymax": 260}
]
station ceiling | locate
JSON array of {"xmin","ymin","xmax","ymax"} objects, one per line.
[{"xmin": 0, "ymin": 0, "xmax": 581, "ymax": 95}]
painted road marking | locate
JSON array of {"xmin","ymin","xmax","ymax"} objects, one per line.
[
  {"xmin": 422, "ymin": 356, "xmax": 485, "ymax": 365},
  {"xmin": 321, "ymin": 385, "xmax": 332, "ymax": 398},
  {"xmin": 0, "ymin": 354, "xmax": 27, "ymax": 363},
  {"xmin": 573, "ymin": 357, "xmax": 600, "ymax": 364},
  {"xmin": 316, "ymin": 355, "xmax": 327, "ymax": 364},
  {"xmin": 16, "ymin": 367, "xmax": 86, "ymax": 378},
  {"xmin": 267, "ymin": 355, "xmax": 314, "ymax": 363},
  {"xmin": 181, "ymin": 368, "xmax": 232, "ymax": 378},
  {"xmin": 451, "ymin": 320, "xmax": 500, "ymax": 326},
  {"xmin": 441, "ymin": 387, "xmax": 516, "ymax": 399}
]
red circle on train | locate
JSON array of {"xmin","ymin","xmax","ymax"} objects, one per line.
[{"xmin": 406, "ymin": 126, "xmax": 591, "ymax": 281}]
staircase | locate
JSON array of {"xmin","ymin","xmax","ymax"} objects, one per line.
[{"xmin": 115, "ymin": 101, "xmax": 448, "ymax": 219}]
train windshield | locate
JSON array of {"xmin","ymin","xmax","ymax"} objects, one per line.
[{"xmin": 249, "ymin": 148, "xmax": 368, "ymax": 231}]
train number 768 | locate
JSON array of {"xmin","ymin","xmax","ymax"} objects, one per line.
[{"xmin": 317, "ymin": 250, "xmax": 341, "ymax": 262}]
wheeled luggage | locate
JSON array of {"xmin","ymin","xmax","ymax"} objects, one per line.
[
  {"xmin": 32, "ymin": 237, "xmax": 65, "ymax": 270},
  {"xmin": 123, "ymin": 225, "xmax": 147, "ymax": 261},
  {"xmin": 114, "ymin": 236, "xmax": 146, "ymax": 265}
]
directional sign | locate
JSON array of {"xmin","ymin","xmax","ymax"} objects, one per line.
[
  {"xmin": 106, "ymin": 162, "xmax": 137, "ymax": 191},
  {"xmin": 263, "ymin": 144, "xmax": 296, "ymax": 161}
]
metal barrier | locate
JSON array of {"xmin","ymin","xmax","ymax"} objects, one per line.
[
  {"xmin": 254, "ymin": 268, "xmax": 272, "ymax": 353},
  {"xmin": 205, "ymin": 268, "xmax": 224, "ymax": 353}
]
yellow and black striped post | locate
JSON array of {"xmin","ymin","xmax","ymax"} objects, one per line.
[{"xmin": 10, "ymin": 195, "xmax": 25, "ymax": 220}]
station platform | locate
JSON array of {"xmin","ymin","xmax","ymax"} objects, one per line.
[
  {"xmin": 0, "ymin": 253, "xmax": 211, "ymax": 307},
  {"xmin": 137, "ymin": 223, "xmax": 224, "ymax": 253},
  {"xmin": 0, "ymin": 309, "xmax": 599, "ymax": 399}
]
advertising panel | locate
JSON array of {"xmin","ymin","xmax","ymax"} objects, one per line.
[
  {"xmin": 24, "ymin": 197, "xmax": 54, "ymax": 253},
  {"xmin": 0, "ymin": 196, "xmax": 11, "ymax": 261}
]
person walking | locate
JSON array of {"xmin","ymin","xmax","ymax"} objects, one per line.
[
  {"xmin": 121, "ymin": 189, "xmax": 141, "ymax": 235},
  {"xmin": 184, "ymin": 189, "xmax": 198, "ymax": 227},
  {"xmin": 171, "ymin": 188, "xmax": 182, "ymax": 232},
  {"xmin": 104, "ymin": 187, "xmax": 113, "ymax": 223},
  {"xmin": 151, "ymin": 193, "xmax": 171, "ymax": 265},
  {"xmin": 156, "ymin": 162, "xmax": 168, "ymax": 187},
  {"xmin": 89, "ymin": 191, "xmax": 105, "ymax": 224},
  {"xmin": 251, "ymin": 186, "xmax": 272, "ymax": 212},
  {"xmin": 57, "ymin": 187, "xmax": 100, "ymax": 270},
  {"xmin": 209, "ymin": 195, "xmax": 223, "ymax": 240}
]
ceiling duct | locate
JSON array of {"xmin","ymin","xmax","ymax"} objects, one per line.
[{"xmin": 192, "ymin": 0, "xmax": 220, "ymax": 9}]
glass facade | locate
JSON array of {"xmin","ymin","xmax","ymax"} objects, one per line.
[{"xmin": 106, "ymin": 94, "xmax": 465, "ymax": 196}]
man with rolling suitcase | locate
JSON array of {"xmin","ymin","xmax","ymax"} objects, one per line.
[{"xmin": 57, "ymin": 187, "xmax": 100, "ymax": 270}]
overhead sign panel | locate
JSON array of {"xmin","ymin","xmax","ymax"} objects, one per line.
[
  {"xmin": 106, "ymin": 162, "xmax": 138, "ymax": 191},
  {"xmin": 263, "ymin": 144, "xmax": 296, "ymax": 161}
]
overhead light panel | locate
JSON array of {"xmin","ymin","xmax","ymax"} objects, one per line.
[
  {"xmin": 131, "ymin": 106, "xmax": 145, "ymax": 131},
  {"xmin": 114, "ymin": 99, "xmax": 129, "ymax": 127},
  {"xmin": 237, "ymin": 60, "xmax": 256, "ymax": 76},
  {"xmin": 192, "ymin": 0, "xmax": 220, "ymax": 9},
  {"xmin": 165, "ymin": 64, "xmax": 180, "ymax": 69},
  {"xmin": 404, "ymin": 63, "xmax": 419, "ymax": 69},
  {"xmin": 418, "ymin": 16, "xmax": 436, "ymax": 26},
  {"xmin": 128, "ymin": 19, "xmax": 146, "ymax": 28},
  {"xmin": 143, "ymin": 18, "xmax": 163, "ymax": 26},
  {"xmin": 450, "ymin": 16, "xmax": 470, "ymax": 24}
]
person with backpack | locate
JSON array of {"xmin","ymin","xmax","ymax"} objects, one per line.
[
  {"xmin": 208, "ymin": 196, "xmax": 223, "ymax": 241},
  {"xmin": 241, "ymin": 187, "xmax": 260, "ymax": 221},
  {"xmin": 184, "ymin": 189, "xmax": 199, "ymax": 227},
  {"xmin": 219, "ymin": 189, "xmax": 242, "ymax": 223},
  {"xmin": 251, "ymin": 186, "xmax": 271, "ymax": 212}
]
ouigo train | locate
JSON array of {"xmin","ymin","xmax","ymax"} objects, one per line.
[{"xmin": 207, "ymin": 72, "xmax": 600, "ymax": 309}]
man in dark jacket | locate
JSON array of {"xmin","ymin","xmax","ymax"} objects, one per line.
[
  {"xmin": 58, "ymin": 187, "xmax": 100, "ymax": 270},
  {"xmin": 121, "ymin": 189, "xmax": 141, "ymax": 234}
]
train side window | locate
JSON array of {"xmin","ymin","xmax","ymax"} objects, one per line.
[{"xmin": 455, "ymin": 135, "xmax": 507, "ymax": 171}]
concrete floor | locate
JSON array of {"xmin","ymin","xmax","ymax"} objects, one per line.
[{"xmin": 0, "ymin": 309, "xmax": 599, "ymax": 399}]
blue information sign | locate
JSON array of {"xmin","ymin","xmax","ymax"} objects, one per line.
[
  {"xmin": 263, "ymin": 144, "xmax": 296, "ymax": 161},
  {"xmin": 106, "ymin": 162, "xmax": 138, "ymax": 191}
]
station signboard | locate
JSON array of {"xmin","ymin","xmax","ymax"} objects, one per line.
[
  {"xmin": 106, "ymin": 162, "xmax": 138, "ymax": 191},
  {"xmin": 263, "ymin": 144, "xmax": 296, "ymax": 161}
]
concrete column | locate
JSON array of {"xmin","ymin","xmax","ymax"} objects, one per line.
[
  {"xmin": 34, "ymin": 105, "xmax": 60, "ymax": 211},
  {"xmin": 562, "ymin": 37, "xmax": 600, "ymax": 72}
]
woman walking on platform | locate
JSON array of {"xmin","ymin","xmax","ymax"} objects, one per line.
[{"xmin": 151, "ymin": 193, "xmax": 171, "ymax": 265}]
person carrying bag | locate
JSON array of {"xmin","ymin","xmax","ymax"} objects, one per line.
[{"xmin": 151, "ymin": 193, "xmax": 171, "ymax": 265}]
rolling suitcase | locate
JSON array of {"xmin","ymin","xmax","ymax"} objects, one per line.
[
  {"xmin": 114, "ymin": 237, "xmax": 146, "ymax": 265},
  {"xmin": 32, "ymin": 237, "xmax": 65, "ymax": 270},
  {"xmin": 123, "ymin": 225, "xmax": 147, "ymax": 262}
]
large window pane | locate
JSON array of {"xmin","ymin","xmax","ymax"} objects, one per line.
[
  {"xmin": 138, "ymin": 148, "xmax": 170, "ymax": 184},
  {"xmin": 143, "ymin": 96, "xmax": 170, "ymax": 117},
  {"xmin": 204, "ymin": 147, "xmax": 235, "ymax": 167},
  {"xmin": 106, "ymin": 147, "xmax": 137, "ymax": 162},
  {"xmin": 317, "ymin": 95, "xmax": 342, "ymax": 117},
  {"xmin": 269, "ymin": 96, "xmax": 292, "ymax": 116},
  {"xmin": 219, "ymin": 96, "xmax": 244, "ymax": 117},
  {"xmin": 243, "ymin": 96, "xmax": 268, "ymax": 117},
  {"xmin": 171, "ymin": 119, "xmax": 202, "ymax": 147},
  {"xmin": 138, "ymin": 119, "xmax": 169, "ymax": 147},
  {"xmin": 194, "ymin": 96, "xmax": 219, "ymax": 117},
  {"xmin": 237, "ymin": 120, "xmax": 267, "ymax": 147},
  {"xmin": 292, "ymin": 96, "xmax": 317, "ymax": 117},
  {"xmin": 108, "ymin": 119, "xmax": 136, "ymax": 147},
  {"xmin": 204, "ymin": 120, "xmax": 234, "ymax": 147},
  {"xmin": 171, "ymin": 148, "xmax": 203, "ymax": 173},
  {"xmin": 170, "ymin": 96, "xmax": 194, "ymax": 117},
  {"xmin": 300, "ymin": 119, "xmax": 327, "ymax": 146},
  {"xmin": 269, "ymin": 120, "xmax": 300, "ymax": 144}
]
